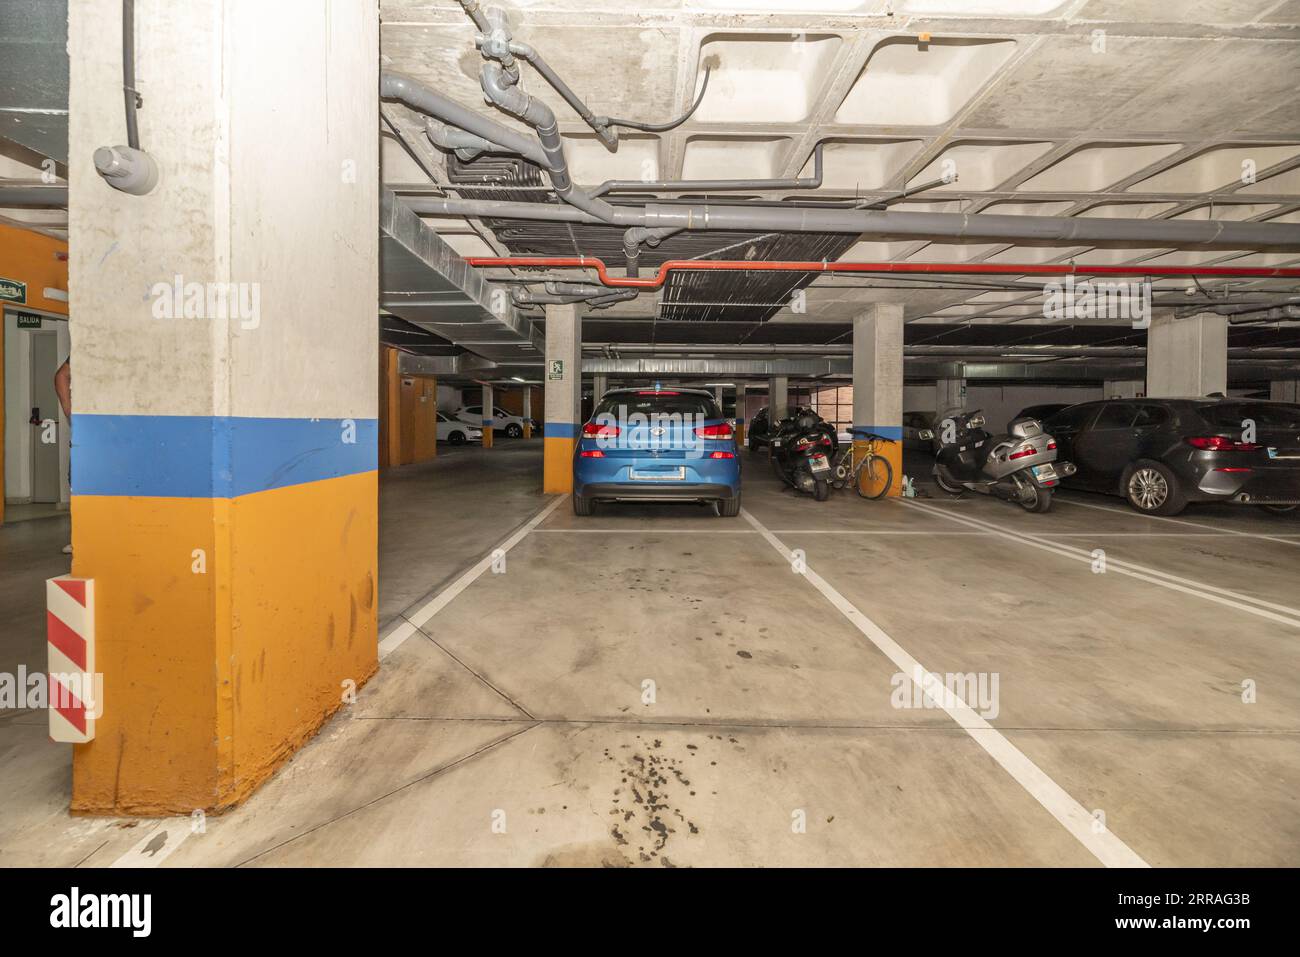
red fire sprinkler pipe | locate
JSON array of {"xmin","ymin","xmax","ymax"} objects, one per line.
[{"xmin": 464, "ymin": 255, "xmax": 1300, "ymax": 290}]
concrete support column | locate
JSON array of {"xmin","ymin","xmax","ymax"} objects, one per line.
[
  {"xmin": 852, "ymin": 304, "xmax": 905, "ymax": 496},
  {"xmin": 1104, "ymin": 379, "xmax": 1145, "ymax": 400},
  {"xmin": 592, "ymin": 374, "xmax": 608, "ymax": 401},
  {"xmin": 1270, "ymin": 381, "xmax": 1299, "ymax": 403},
  {"xmin": 713, "ymin": 385, "xmax": 724, "ymax": 414},
  {"xmin": 68, "ymin": 0, "xmax": 378, "ymax": 813},
  {"xmin": 1147, "ymin": 310, "xmax": 1227, "ymax": 398},
  {"xmin": 935, "ymin": 374, "xmax": 967, "ymax": 415},
  {"xmin": 769, "ymin": 376, "xmax": 789, "ymax": 422},
  {"xmin": 481, "ymin": 382, "xmax": 494, "ymax": 448},
  {"xmin": 522, "ymin": 385, "xmax": 533, "ymax": 438},
  {"xmin": 544, "ymin": 303, "xmax": 582, "ymax": 492},
  {"xmin": 734, "ymin": 383, "xmax": 748, "ymax": 447}
]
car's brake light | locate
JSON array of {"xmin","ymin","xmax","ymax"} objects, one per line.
[
  {"xmin": 582, "ymin": 422, "xmax": 620, "ymax": 439},
  {"xmin": 637, "ymin": 390, "xmax": 680, "ymax": 396},
  {"xmin": 694, "ymin": 423, "xmax": 734, "ymax": 439},
  {"xmin": 1186, "ymin": 436, "xmax": 1260, "ymax": 452},
  {"xmin": 1214, "ymin": 467, "xmax": 1251, "ymax": 472},
  {"xmin": 709, "ymin": 451, "xmax": 735, "ymax": 459},
  {"xmin": 579, "ymin": 449, "xmax": 604, "ymax": 458},
  {"xmin": 1046, "ymin": 441, "xmax": 1057, "ymax": 450}
]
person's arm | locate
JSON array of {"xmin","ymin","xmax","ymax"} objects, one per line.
[{"xmin": 54, "ymin": 359, "xmax": 72, "ymax": 419}]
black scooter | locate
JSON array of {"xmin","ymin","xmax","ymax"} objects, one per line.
[{"xmin": 770, "ymin": 410, "xmax": 836, "ymax": 501}]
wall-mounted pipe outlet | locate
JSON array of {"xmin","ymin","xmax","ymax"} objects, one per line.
[{"xmin": 94, "ymin": 145, "xmax": 158, "ymax": 195}]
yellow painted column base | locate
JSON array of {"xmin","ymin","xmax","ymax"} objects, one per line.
[
  {"xmin": 544, "ymin": 436, "xmax": 576, "ymax": 493},
  {"xmin": 482, "ymin": 426, "xmax": 493, "ymax": 449},
  {"xmin": 68, "ymin": 471, "xmax": 379, "ymax": 815},
  {"xmin": 852, "ymin": 439, "xmax": 905, "ymax": 497}
]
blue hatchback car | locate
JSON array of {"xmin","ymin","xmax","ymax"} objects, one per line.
[{"xmin": 572, "ymin": 386, "xmax": 741, "ymax": 516}]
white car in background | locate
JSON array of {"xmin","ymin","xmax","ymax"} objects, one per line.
[
  {"xmin": 437, "ymin": 411, "xmax": 482, "ymax": 445},
  {"xmin": 455, "ymin": 405, "xmax": 530, "ymax": 438}
]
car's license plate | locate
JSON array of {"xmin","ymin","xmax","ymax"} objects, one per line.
[
  {"xmin": 1032, "ymin": 464, "xmax": 1057, "ymax": 481},
  {"xmin": 630, "ymin": 467, "xmax": 685, "ymax": 481},
  {"xmin": 810, "ymin": 455, "xmax": 830, "ymax": 473}
]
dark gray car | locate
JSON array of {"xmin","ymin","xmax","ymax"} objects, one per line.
[{"xmin": 1045, "ymin": 398, "xmax": 1300, "ymax": 515}]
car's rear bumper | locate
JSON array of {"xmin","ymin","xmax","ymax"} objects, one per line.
[
  {"xmin": 1190, "ymin": 465, "xmax": 1300, "ymax": 504},
  {"xmin": 578, "ymin": 482, "xmax": 737, "ymax": 503}
]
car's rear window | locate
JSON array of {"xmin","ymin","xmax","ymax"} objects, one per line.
[
  {"xmin": 593, "ymin": 392, "xmax": 721, "ymax": 419},
  {"xmin": 1199, "ymin": 402, "xmax": 1300, "ymax": 430}
]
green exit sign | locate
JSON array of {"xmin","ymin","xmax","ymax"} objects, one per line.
[
  {"xmin": 0, "ymin": 277, "xmax": 27, "ymax": 304},
  {"xmin": 14, "ymin": 312, "xmax": 43, "ymax": 329}
]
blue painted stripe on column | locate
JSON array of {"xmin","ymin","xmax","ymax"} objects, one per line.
[
  {"xmin": 545, "ymin": 422, "xmax": 579, "ymax": 438},
  {"xmin": 482, "ymin": 419, "xmax": 495, "ymax": 427},
  {"xmin": 851, "ymin": 425, "xmax": 904, "ymax": 441},
  {"xmin": 71, "ymin": 414, "xmax": 378, "ymax": 498}
]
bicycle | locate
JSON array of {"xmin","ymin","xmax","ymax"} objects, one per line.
[{"xmin": 828, "ymin": 432, "xmax": 896, "ymax": 500}]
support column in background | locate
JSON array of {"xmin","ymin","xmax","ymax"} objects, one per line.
[
  {"xmin": 769, "ymin": 376, "xmax": 789, "ymax": 423},
  {"xmin": 1104, "ymin": 379, "xmax": 1145, "ymax": 400},
  {"xmin": 544, "ymin": 303, "xmax": 582, "ymax": 493},
  {"xmin": 592, "ymin": 374, "xmax": 608, "ymax": 402},
  {"xmin": 935, "ymin": 373, "xmax": 967, "ymax": 415},
  {"xmin": 852, "ymin": 304, "xmax": 905, "ymax": 496},
  {"xmin": 481, "ymin": 382, "xmax": 494, "ymax": 448},
  {"xmin": 734, "ymin": 383, "xmax": 748, "ymax": 447},
  {"xmin": 68, "ymin": 0, "xmax": 378, "ymax": 813},
  {"xmin": 522, "ymin": 385, "xmax": 533, "ymax": 438},
  {"xmin": 713, "ymin": 385, "xmax": 724, "ymax": 415},
  {"xmin": 1147, "ymin": 310, "xmax": 1227, "ymax": 398},
  {"xmin": 1270, "ymin": 381, "xmax": 1299, "ymax": 403}
]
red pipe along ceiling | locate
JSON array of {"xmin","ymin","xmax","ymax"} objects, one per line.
[{"xmin": 464, "ymin": 256, "xmax": 1300, "ymax": 290}]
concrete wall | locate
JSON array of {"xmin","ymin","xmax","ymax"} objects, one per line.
[{"xmin": 905, "ymin": 383, "xmax": 1104, "ymax": 429}]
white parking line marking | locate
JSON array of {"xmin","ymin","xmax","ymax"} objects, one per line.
[
  {"xmin": 109, "ymin": 821, "xmax": 192, "ymax": 868},
  {"xmin": 533, "ymin": 528, "xmax": 756, "ymax": 534},
  {"xmin": 1053, "ymin": 497, "xmax": 1300, "ymax": 548},
  {"xmin": 741, "ymin": 507, "xmax": 1149, "ymax": 868},
  {"xmin": 378, "ymin": 495, "xmax": 567, "ymax": 659},
  {"xmin": 903, "ymin": 500, "xmax": 1300, "ymax": 627}
]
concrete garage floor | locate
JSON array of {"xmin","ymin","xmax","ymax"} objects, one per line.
[{"xmin": 2, "ymin": 441, "xmax": 1298, "ymax": 867}]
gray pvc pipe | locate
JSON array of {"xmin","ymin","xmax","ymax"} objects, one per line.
[
  {"xmin": 0, "ymin": 186, "xmax": 69, "ymax": 206},
  {"xmin": 405, "ymin": 196, "xmax": 1300, "ymax": 250},
  {"xmin": 380, "ymin": 72, "xmax": 546, "ymax": 167}
]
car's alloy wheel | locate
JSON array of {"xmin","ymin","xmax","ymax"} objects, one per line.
[
  {"xmin": 506, "ymin": 424, "xmax": 522, "ymax": 438},
  {"xmin": 449, "ymin": 431, "xmax": 466, "ymax": 446},
  {"xmin": 1128, "ymin": 467, "xmax": 1168, "ymax": 511}
]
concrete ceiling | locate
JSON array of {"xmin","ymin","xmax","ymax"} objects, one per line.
[{"xmin": 378, "ymin": 0, "xmax": 1300, "ymax": 376}]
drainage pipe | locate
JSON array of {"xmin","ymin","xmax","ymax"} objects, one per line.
[
  {"xmin": 463, "ymin": 255, "xmax": 1300, "ymax": 290},
  {"xmin": 0, "ymin": 185, "xmax": 69, "ymax": 206},
  {"xmin": 408, "ymin": 196, "xmax": 1300, "ymax": 250},
  {"xmin": 380, "ymin": 72, "xmax": 547, "ymax": 167},
  {"xmin": 478, "ymin": 62, "xmax": 622, "ymax": 224}
]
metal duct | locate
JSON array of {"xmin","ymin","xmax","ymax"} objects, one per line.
[{"xmin": 379, "ymin": 188, "xmax": 541, "ymax": 363}]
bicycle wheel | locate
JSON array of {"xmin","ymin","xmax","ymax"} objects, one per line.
[{"xmin": 856, "ymin": 453, "xmax": 894, "ymax": 500}]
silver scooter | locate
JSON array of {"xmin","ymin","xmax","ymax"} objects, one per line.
[{"xmin": 932, "ymin": 409, "xmax": 1076, "ymax": 513}]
